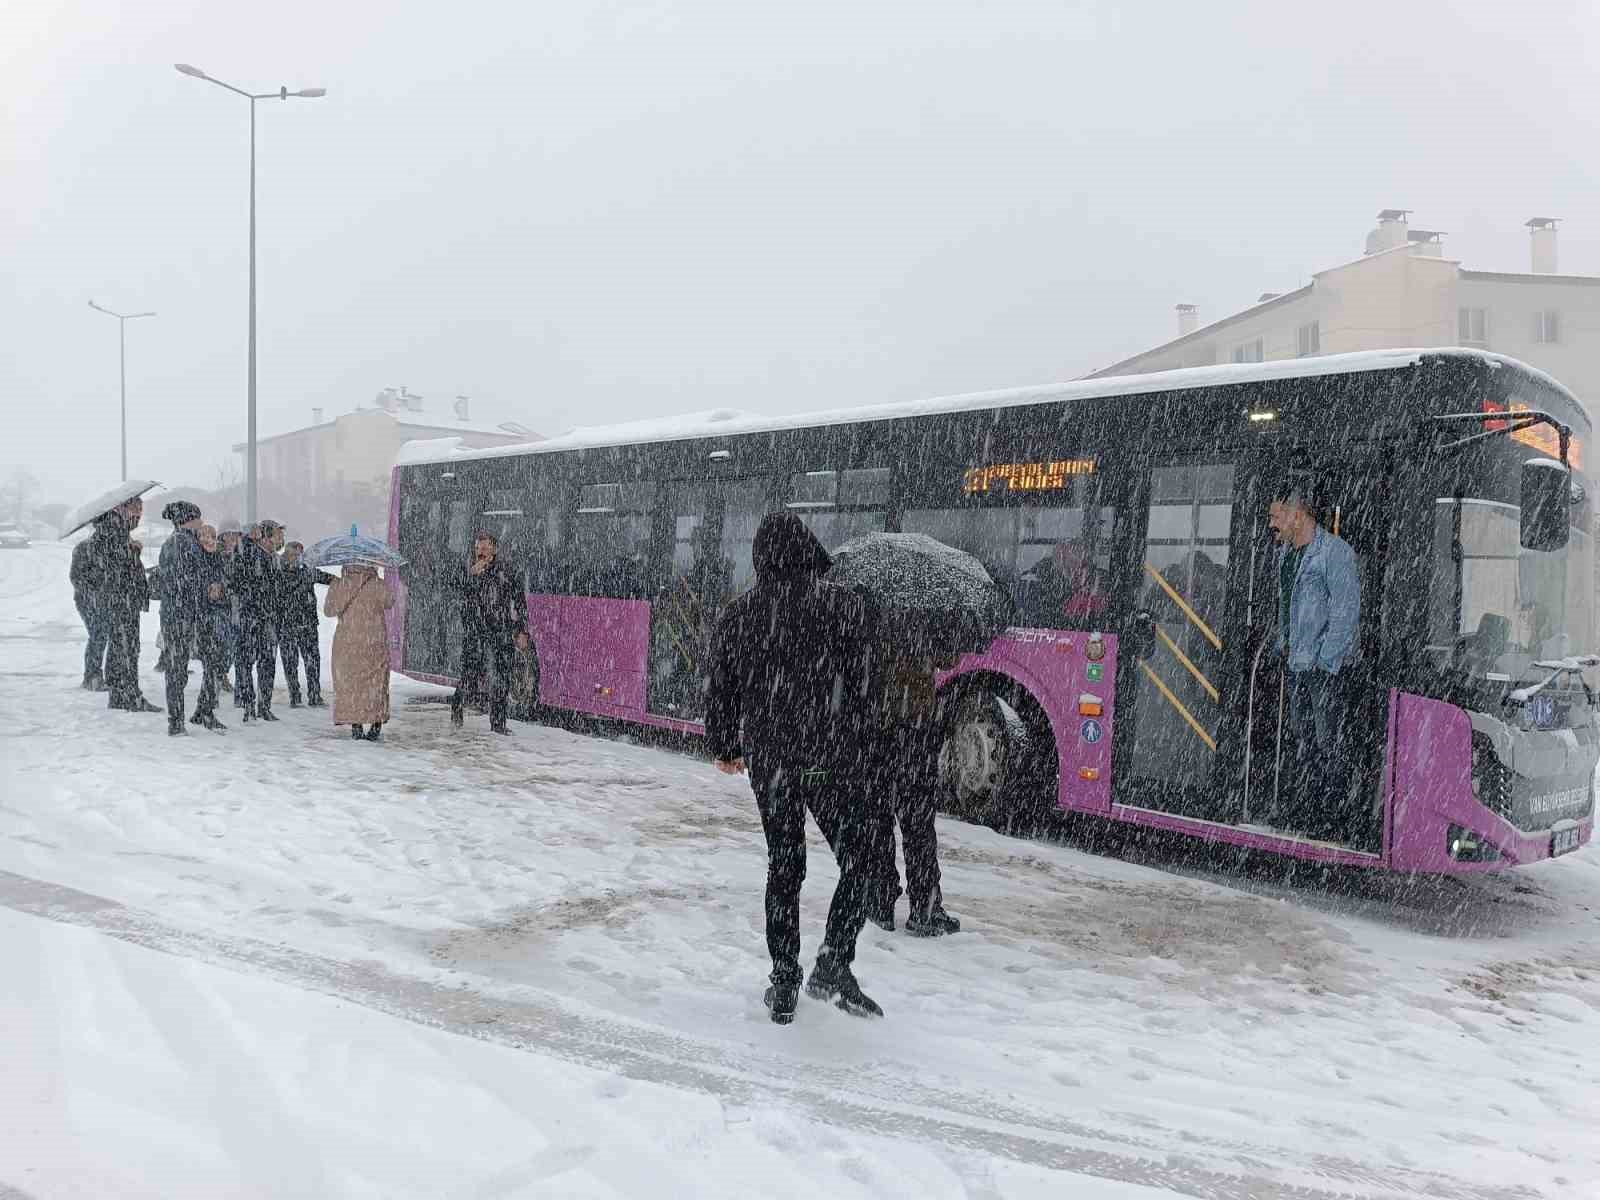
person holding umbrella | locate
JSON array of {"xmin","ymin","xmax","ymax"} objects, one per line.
[
  {"xmin": 100, "ymin": 497, "xmax": 160, "ymax": 714},
  {"xmin": 707, "ymin": 512, "xmax": 882, "ymax": 1025},
  {"xmin": 324, "ymin": 562, "xmax": 396, "ymax": 740},
  {"xmin": 827, "ymin": 531, "xmax": 1010, "ymax": 938},
  {"xmin": 303, "ymin": 526, "xmax": 407, "ymax": 740},
  {"xmin": 68, "ymin": 513, "xmax": 119, "ymax": 691}
]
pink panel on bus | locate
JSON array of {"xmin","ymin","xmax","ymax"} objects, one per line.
[
  {"xmin": 938, "ymin": 628, "xmax": 1116, "ymax": 815},
  {"xmin": 385, "ymin": 473, "xmax": 405, "ymax": 670},
  {"xmin": 548, "ymin": 595, "xmax": 651, "ymax": 714},
  {"xmin": 1388, "ymin": 691, "xmax": 1592, "ymax": 872}
]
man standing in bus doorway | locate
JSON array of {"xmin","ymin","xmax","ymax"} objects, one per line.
[
  {"xmin": 450, "ymin": 532, "xmax": 528, "ymax": 735},
  {"xmin": 707, "ymin": 512, "xmax": 882, "ymax": 1026},
  {"xmin": 1269, "ymin": 484, "xmax": 1361, "ymax": 840}
]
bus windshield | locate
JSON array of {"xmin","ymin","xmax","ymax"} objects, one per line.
[{"xmin": 1429, "ymin": 496, "xmax": 1597, "ymax": 676}]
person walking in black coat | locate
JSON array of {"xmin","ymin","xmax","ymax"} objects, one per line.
[
  {"xmin": 157, "ymin": 501, "xmax": 225, "ymax": 735},
  {"xmin": 233, "ymin": 520, "xmax": 286, "ymax": 721},
  {"xmin": 706, "ymin": 512, "xmax": 882, "ymax": 1025},
  {"xmin": 449, "ymin": 532, "xmax": 528, "ymax": 735},
  {"xmin": 277, "ymin": 540, "xmax": 334, "ymax": 708}
]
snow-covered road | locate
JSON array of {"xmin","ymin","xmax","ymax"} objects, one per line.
[{"xmin": 2, "ymin": 542, "xmax": 1597, "ymax": 1198}]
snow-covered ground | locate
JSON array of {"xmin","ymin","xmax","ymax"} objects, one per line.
[{"xmin": 2, "ymin": 541, "xmax": 1597, "ymax": 1199}]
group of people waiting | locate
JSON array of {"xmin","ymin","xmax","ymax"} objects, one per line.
[{"xmin": 69, "ymin": 497, "xmax": 398, "ymax": 740}]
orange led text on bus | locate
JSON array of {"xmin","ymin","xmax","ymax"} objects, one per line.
[{"xmin": 963, "ymin": 459, "xmax": 1097, "ymax": 494}]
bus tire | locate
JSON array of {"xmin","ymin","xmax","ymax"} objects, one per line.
[{"xmin": 937, "ymin": 691, "xmax": 1021, "ymax": 826}]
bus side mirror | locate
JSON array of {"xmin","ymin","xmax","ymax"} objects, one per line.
[{"xmin": 1520, "ymin": 459, "xmax": 1571, "ymax": 552}]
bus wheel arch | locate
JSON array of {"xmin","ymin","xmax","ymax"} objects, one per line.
[{"xmin": 938, "ymin": 672, "xmax": 1059, "ymax": 834}]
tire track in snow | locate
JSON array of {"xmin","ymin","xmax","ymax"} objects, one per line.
[{"xmin": 0, "ymin": 868, "xmax": 1540, "ymax": 1200}]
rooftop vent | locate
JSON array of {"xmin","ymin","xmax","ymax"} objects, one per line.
[{"xmin": 1527, "ymin": 217, "xmax": 1559, "ymax": 273}]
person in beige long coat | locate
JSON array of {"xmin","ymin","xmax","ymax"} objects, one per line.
[{"xmin": 324, "ymin": 564, "xmax": 394, "ymax": 740}]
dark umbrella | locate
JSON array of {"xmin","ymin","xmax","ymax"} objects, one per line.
[{"xmin": 827, "ymin": 532, "xmax": 1013, "ymax": 656}]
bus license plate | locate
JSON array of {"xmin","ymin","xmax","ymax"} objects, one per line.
[{"xmin": 1551, "ymin": 827, "xmax": 1582, "ymax": 857}]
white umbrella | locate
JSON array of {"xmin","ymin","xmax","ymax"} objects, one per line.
[{"xmin": 60, "ymin": 479, "xmax": 163, "ymax": 538}]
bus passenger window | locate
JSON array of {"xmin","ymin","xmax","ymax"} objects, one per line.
[
  {"xmin": 570, "ymin": 481, "xmax": 657, "ymax": 599},
  {"xmin": 786, "ymin": 468, "xmax": 888, "ymax": 551}
]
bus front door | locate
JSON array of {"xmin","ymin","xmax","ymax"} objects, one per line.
[
  {"xmin": 1116, "ymin": 459, "xmax": 1253, "ymax": 823},
  {"xmin": 1240, "ymin": 455, "xmax": 1390, "ymax": 851}
]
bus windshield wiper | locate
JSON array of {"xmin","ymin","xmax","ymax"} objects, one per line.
[{"xmin": 1507, "ymin": 655, "xmax": 1600, "ymax": 706}]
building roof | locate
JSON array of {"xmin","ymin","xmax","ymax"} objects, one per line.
[
  {"xmin": 234, "ymin": 409, "xmax": 538, "ymax": 451},
  {"xmin": 1459, "ymin": 269, "xmax": 1600, "ymax": 287},
  {"xmin": 398, "ymin": 348, "xmax": 1578, "ymax": 468},
  {"xmin": 1087, "ymin": 284, "xmax": 1313, "ymax": 378}
]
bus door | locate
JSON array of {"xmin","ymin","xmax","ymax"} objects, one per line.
[
  {"xmin": 1115, "ymin": 456, "xmax": 1255, "ymax": 823},
  {"xmin": 1240, "ymin": 452, "xmax": 1391, "ymax": 849},
  {"xmin": 647, "ymin": 480, "xmax": 718, "ymax": 720},
  {"xmin": 399, "ymin": 467, "xmax": 476, "ymax": 679},
  {"xmin": 644, "ymin": 474, "xmax": 771, "ymax": 721}
]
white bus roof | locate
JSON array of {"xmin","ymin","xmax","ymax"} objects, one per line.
[{"xmin": 397, "ymin": 348, "xmax": 1579, "ymax": 468}]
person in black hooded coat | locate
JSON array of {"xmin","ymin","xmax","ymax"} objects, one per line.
[{"xmin": 706, "ymin": 512, "xmax": 883, "ymax": 1024}]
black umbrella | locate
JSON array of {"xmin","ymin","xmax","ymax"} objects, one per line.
[{"xmin": 827, "ymin": 532, "xmax": 1013, "ymax": 656}]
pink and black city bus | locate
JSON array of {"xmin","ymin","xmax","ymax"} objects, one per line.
[{"xmin": 388, "ymin": 349, "xmax": 1596, "ymax": 873}]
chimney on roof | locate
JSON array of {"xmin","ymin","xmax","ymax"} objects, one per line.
[
  {"xmin": 1365, "ymin": 208, "xmax": 1411, "ymax": 255},
  {"xmin": 1176, "ymin": 304, "xmax": 1198, "ymax": 336},
  {"xmin": 1407, "ymin": 229, "xmax": 1444, "ymax": 258},
  {"xmin": 312, "ymin": 407, "xmax": 323, "ymax": 425},
  {"xmin": 453, "ymin": 395, "xmax": 470, "ymax": 422},
  {"xmin": 1528, "ymin": 217, "xmax": 1559, "ymax": 273}
]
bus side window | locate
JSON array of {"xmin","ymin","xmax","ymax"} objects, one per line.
[
  {"xmin": 571, "ymin": 481, "xmax": 657, "ymax": 599},
  {"xmin": 785, "ymin": 467, "xmax": 889, "ymax": 552}
]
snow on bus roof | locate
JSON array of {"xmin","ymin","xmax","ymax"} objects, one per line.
[{"xmin": 396, "ymin": 348, "xmax": 1579, "ymax": 467}]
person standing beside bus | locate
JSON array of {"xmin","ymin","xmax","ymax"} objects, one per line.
[
  {"xmin": 867, "ymin": 644, "xmax": 962, "ymax": 937},
  {"xmin": 278, "ymin": 540, "xmax": 335, "ymax": 708},
  {"xmin": 707, "ymin": 512, "xmax": 882, "ymax": 1025},
  {"xmin": 1269, "ymin": 485, "xmax": 1361, "ymax": 839},
  {"xmin": 450, "ymin": 532, "xmax": 528, "ymax": 735}
]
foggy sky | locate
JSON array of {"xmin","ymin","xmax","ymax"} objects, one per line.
[{"xmin": 4, "ymin": 0, "xmax": 1598, "ymax": 508}]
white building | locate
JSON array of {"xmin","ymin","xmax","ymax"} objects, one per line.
[{"xmin": 1088, "ymin": 212, "xmax": 1600, "ymax": 419}]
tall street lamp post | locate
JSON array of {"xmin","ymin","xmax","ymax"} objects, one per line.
[
  {"xmin": 175, "ymin": 63, "xmax": 326, "ymax": 525},
  {"xmin": 87, "ymin": 300, "xmax": 156, "ymax": 481}
]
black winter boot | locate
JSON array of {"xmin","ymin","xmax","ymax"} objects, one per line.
[
  {"xmin": 364, "ymin": 723, "xmax": 382, "ymax": 741},
  {"xmin": 763, "ymin": 980, "xmax": 799, "ymax": 1025},
  {"xmin": 906, "ymin": 904, "xmax": 961, "ymax": 937},
  {"xmin": 167, "ymin": 718, "xmax": 187, "ymax": 737},
  {"xmin": 191, "ymin": 712, "xmax": 227, "ymax": 733},
  {"xmin": 805, "ymin": 954, "xmax": 883, "ymax": 1018},
  {"xmin": 258, "ymin": 706, "xmax": 279, "ymax": 722},
  {"xmin": 352, "ymin": 724, "xmax": 365, "ymax": 739}
]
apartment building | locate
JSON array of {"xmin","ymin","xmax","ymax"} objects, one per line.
[{"xmin": 1089, "ymin": 212, "xmax": 1599, "ymax": 418}]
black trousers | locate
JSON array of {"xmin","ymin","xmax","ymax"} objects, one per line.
[
  {"xmin": 161, "ymin": 616, "xmax": 196, "ymax": 722},
  {"xmin": 872, "ymin": 718, "xmax": 945, "ymax": 917},
  {"xmin": 75, "ymin": 595, "xmax": 109, "ymax": 681},
  {"xmin": 279, "ymin": 623, "xmax": 322, "ymax": 703},
  {"xmin": 194, "ymin": 620, "xmax": 226, "ymax": 719},
  {"xmin": 1288, "ymin": 668, "xmax": 1352, "ymax": 839},
  {"xmin": 105, "ymin": 613, "xmax": 143, "ymax": 709},
  {"xmin": 751, "ymin": 762, "xmax": 873, "ymax": 986},
  {"xmin": 451, "ymin": 632, "xmax": 515, "ymax": 725},
  {"xmin": 235, "ymin": 614, "xmax": 278, "ymax": 712}
]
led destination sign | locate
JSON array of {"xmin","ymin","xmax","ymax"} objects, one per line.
[{"xmin": 964, "ymin": 459, "xmax": 1096, "ymax": 495}]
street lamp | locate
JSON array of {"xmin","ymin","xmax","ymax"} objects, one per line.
[
  {"xmin": 175, "ymin": 62, "xmax": 326, "ymax": 524},
  {"xmin": 87, "ymin": 300, "xmax": 156, "ymax": 481}
]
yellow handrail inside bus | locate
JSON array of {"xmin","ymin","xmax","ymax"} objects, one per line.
[
  {"xmin": 1155, "ymin": 622, "xmax": 1220, "ymax": 703},
  {"xmin": 1142, "ymin": 562, "xmax": 1222, "ymax": 650},
  {"xmin": 1138, "ymin": 661, "xmax": 1218, "ymax": 752}
]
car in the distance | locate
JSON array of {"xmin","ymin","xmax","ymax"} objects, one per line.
[{"xmin": 0, "ymin": 528, "xmax": 31, "ymax": 549}]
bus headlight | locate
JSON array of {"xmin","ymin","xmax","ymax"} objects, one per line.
[{"xmin": 1447, "ymin": 824, "xmax": 1502, "ymax": 863}]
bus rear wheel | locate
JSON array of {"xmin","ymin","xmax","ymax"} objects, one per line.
[{"xmin": 941, "ymin": 690, "xmax": 1051, "ymax": 832}]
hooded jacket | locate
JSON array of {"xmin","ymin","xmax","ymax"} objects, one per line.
[
  {"xmin": 69, "ymin": 514, "xmax": 127, "ymax": 609},
  {"xmin": 706, "ymin": 514, "xmax": 872, "ymax": 777}
]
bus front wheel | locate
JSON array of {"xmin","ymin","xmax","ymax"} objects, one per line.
[{"xmin": 942, "ymin": 691, "xmax": 1046, "ymax": 831}]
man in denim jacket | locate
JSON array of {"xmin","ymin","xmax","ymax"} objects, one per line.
[{"xmin": 1268, "ymin": 485, "xmax": 1361, "ymax": 839}]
